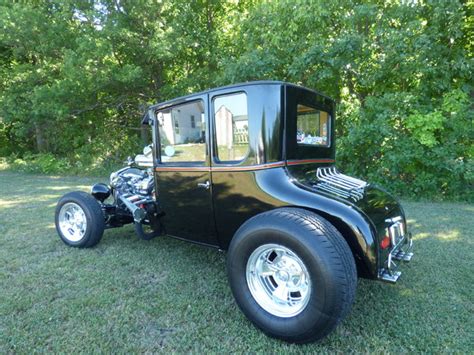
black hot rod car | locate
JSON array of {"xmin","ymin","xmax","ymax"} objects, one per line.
[{"xmin": 55, "ymin": 81, "xmax": 413, "ymax": 343}]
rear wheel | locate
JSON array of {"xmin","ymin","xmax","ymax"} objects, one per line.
[
  {"xmin": 227, "ymin": 208, "xmax": 357, "ymax": 343},
  {"xmin": 55, "ymin": 191, "xmax": 105, "ymax": 248},
  {"xmin": 246, "ymin": 243, "xmax": 311, "ymax": 318}
]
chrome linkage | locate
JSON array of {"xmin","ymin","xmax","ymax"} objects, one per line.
[{"xmin": 380, "ymin": 233, "xmax": 414, "ymax": 283}]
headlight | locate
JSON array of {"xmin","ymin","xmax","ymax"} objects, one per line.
[{"xmin": 110, "ymin": 172, "xmax": 117, "ymax": 186}]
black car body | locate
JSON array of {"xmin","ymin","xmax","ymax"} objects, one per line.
[
  {"xmin": 56, "ymin": 81, "xmax": 413, "ymax": 343},
  {"xmin": 145, "ymin": 81, "xmax": 412, "ymax": 282}
]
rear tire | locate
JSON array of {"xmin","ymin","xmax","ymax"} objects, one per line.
[
  {"xmin": 227, "ymin": 208, "xmax": 357, "ymax": 343},
  {"xmin": 55, "ymin": 191, "xmax": 105, "ymax": 248}
]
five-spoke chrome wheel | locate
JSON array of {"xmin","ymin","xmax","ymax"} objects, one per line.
[
  {"xmin": 58, "ymin": 202, "xmax": 88, "ymax": 242},
  {"xmin": 246, "ymin": 243, "xmax": 311, "ymax": 317}
]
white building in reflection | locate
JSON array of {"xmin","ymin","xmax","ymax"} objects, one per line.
[
  {"xmin": 215, "ymin": 105, "xmax": 248, "ymax": 148},
  {"xmin": 157, "ymin": 101, "xmax": 204, "ymax": 145}
]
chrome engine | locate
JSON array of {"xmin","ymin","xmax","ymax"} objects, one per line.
[
  {"xmin": 109, "ymin": 167, "xmax": 155, "ymax": 223},
  {"xmin": 110, "ymin": 168, "xmax": 154, "ymax": 197}
]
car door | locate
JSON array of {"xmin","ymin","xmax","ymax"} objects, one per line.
[{"xmin": 153, "ymin": 94, "xmax": 218, "ymax": 246}]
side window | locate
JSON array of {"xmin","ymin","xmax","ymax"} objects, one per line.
[
  {"xmin": 214, "ymin": 92, "xmax": 249, "ymax": 162},
  {"xmin": 157, "ymin": 100, "xmax": 206, "ymax": 163}
]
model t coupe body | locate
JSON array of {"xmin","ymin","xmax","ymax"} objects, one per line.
[{"xmin": 55, "ymin": 81, "xmax": 414, "ymax": 343}]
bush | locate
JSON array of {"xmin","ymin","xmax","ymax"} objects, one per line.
[
  {"xmin": 3, "ymin": 152, "xmax": 108, "ymax": 176},
  {"xmin": 5, "ymin": 153, "xmax": 72, "ymax": 175},
  {"xmin": 337, "ymin": 89, "xmax": 473, "ymax": 201}
]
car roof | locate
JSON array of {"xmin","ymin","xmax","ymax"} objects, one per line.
[{"xmin": 148, "ymin": 81, "xmax": 333, "ymax": 111}]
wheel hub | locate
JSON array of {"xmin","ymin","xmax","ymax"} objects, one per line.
[
  {"xmin": 277, "ymin": 270, "xmax": 289, "ymax": 282},
  {"xmin": 58, "ymin": 202, "xmax": 87, "ymax": 242},
  {"xmin": 246, "ymin": 243, "xmax": 311, "ymax": 318}
]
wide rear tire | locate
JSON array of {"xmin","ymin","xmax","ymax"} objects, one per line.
[
  {"xmin": 227, "ymin": 208, "xmax": 357, "ymax": 343},
  {"xmin": 55, "ymin": 191, "xmax": 105, "ymax": 248}
]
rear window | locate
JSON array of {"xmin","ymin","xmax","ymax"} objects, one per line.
[{"xmin": 296, "ymin": 104, "xmax": 330, "ymax": 147}]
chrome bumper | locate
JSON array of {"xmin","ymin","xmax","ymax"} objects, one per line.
[{"xmin": 379, "ymin": 228, "xmax": 414, "ymax": 283}]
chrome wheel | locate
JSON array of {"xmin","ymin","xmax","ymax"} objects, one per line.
[
  {"xmin": 246, "ymin": 243, "xmax": 311, "ymax": 317},
  {"xmin": 58, "ymin": 202, "xmax": 87, "ymax": 242}
]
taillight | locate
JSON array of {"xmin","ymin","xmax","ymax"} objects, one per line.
[{"xmin": 380, "ymin": 235, "xmax": 391, "ymax": 249}]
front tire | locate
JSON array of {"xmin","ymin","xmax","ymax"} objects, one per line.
[
  {"xmin": 55, "ymin": 191, "xmax": 105, "ymax": 248},
  {"xmin": 227, "ymin": 208, "xmax": 357, "ymax": 343}
]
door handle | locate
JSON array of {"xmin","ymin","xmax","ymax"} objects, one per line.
[{"xmin": 197, "ymin": 180, "xmax": 210, "ymax": 190}]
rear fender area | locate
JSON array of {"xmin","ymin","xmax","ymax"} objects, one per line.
[
  {"xmin": 252, "ymin": 167, "xmax": 379, "ymax": 279},
  {"xmin": 298, "ymin": 206, "xmax": 377, "ymax": 279}
]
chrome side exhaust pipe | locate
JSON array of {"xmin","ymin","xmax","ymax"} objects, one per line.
[{"xmin": 117, "ymin": 194, "xmax": 146, "ymax": 222}]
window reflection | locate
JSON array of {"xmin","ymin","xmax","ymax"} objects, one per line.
[
  {"xmin": 214, "ymin": 93, "xmax": 249, "ymax": 162},
  {"xmin": 296, "ymin": 104, "xmax": 330, "ymax": 147},
  {"xmin": 157, "ymin": 100, "xmax": 206, "ymax": 163}
]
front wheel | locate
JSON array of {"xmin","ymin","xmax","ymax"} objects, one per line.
[
  {"xmin": 227, "ymin": 208, "xmax": 357, "ymax": 343},
  {"xmin": 55, "ymin": 191, "xmax": 105, "ymax": 248}
]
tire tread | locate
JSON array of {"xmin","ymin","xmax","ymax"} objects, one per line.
[
  {"xmin": 227, "ymin": 207, "xmax": 357, "ymax": 343},
  {"xmin": 55, "ymin": 191, "xmax": 105, "ymax": 248}
]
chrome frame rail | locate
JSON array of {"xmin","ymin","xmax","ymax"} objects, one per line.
[{"xmin": 314, "ymin": 167, "xmax": 368, "ymax": 201}]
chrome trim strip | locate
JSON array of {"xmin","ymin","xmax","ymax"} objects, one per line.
[
  {"xmin": 154, "ymin": 159, "xmax": 338, "ymax": 173},
  {"xmin": 155, "ymin": 161, "xmax": 288, "ymax": 173},
  {"xmin": 287, "ymin": 159, "xmax": 335, "ymax": 165}
]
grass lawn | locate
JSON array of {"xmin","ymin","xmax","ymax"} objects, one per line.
[{"xmin": 0, "ymin": 170, "xmax": 473, "ymax": 352}]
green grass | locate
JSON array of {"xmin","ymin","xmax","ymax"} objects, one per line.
[{"xmin": 0, "ymin": 170, "xmax": 473, "ymax": 352}]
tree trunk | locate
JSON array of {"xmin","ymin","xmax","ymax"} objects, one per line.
[
  {"xmin": 34, "ymin": 122, "xmax": 48, "ymax": 153},
  {"xmin": 140, "ymin": 124, "xmax": 149, "ymax": 146}
]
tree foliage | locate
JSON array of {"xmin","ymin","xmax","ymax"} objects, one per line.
[{"xmin": 0, "ymin": 0, "xmax": 472, "ymax": 199}]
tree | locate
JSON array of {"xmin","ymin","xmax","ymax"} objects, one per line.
[
  {"xmin": 220, "ymin": 0, "xmax": 473, "ymax": 199},
  {"xmin": 0, "ymin": 0, "xmax": 471, "ymax": 199}
]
